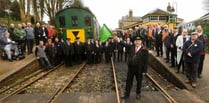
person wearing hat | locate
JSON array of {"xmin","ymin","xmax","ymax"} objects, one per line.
[
  {"xmin": 74, "ymin": 36, "xmax": 83, "ymax": 64},
  {"xmin": 183, "ymin": 32, "xmax": 203, "ymax": 88},
  {"xmin": 121, "ymin": 36, "xmax": 148, "ymax": 99},
  {"xmin": 62, "ymin": 38, "xmax": 74, "ymax": 66},
  {"xmin": 84, "ymin": 37, "xmax": 95, "ymax": 64}
]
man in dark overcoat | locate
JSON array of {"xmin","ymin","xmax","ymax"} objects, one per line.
[
  {"xmin": 62, "ymin": 38, "xmax": 74, "ymax": 66},
  {"xmin": 183, "ymin": 32, "xmax": 203, "ymax": 88},
  {"xmin": 121, "ymin": 36, "xmax": 148, "ymax": 99},
  {"xmin": 74, "ymin": 37, "xmax": 84, "ymax": 64}
]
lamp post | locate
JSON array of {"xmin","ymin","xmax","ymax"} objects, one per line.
[
  {"xmin": 172, "ymin": 2, "xmax": 177, "ymax": 26},
  {"xmin": 5, "ymin": 9, "xmax": 12, "ymax": 26}
]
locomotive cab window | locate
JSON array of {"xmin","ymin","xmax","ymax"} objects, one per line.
[
  {"xmin": 72, "ymin": 16, "xmax": 78, "ymax": 26},
  {"xmin": 84, "ymin": 16, "xmax": 91, "ymax": 26},
  {"xmin": 59, "ymin": 16, "xmax": 65, "ymax": 27}
]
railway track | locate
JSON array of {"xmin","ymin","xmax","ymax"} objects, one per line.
[
  {"xmin": 111, "ymin": 58, "xmax": 121, "ymax": 103},
  {"xmin": 114, "ymin": 62, "xmax": 178, "ymax": 103},
  {"xmin": 0, "ymin": 64, "xmax": 62, "ymax": 102},
  {"xmin": 145, "ymin": 73, "xmax": 177, "ymax": 103},
  {"xmin": 47, "ymin": 57, "xmax": 121, "ymax": 103},
  {"xmin": 0, "ymin": 59, "xmax": 178, "ymax": 103},
  {"xmin": 46, "ymin": 62, "xmax": 86, "ymax": 103},
  {"xmin": 0, "ymin": 62, "xmax": 86, "ymax": 103}
]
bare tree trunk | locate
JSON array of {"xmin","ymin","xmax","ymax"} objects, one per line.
[
  {"xmin": 39, "ymin": 0, "xmax": 44, "ymax": 21},
  {"xmin": 26, "ymin": 0, "xmax": 31, "ymax": 22},
  {"xmin": 18, "ymin": 0, "xmax": 26, "ymax": 22},
  {"xmin": 32, "ymin": 0, "xmax": 39, "ymax": 23}
]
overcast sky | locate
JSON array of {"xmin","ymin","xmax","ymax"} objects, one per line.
[{"xmin": 82, "ymin": 0, "xmax": 207, "ymax": 29}]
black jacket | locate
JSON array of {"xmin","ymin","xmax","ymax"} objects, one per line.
[{"xmin": 127, "ymin": 45, "xmax": 148, "ymax": 73}]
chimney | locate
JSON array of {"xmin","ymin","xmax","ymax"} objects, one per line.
[{"xmin": 129, "ymin": 9, "xmax": 133, "ymax": 20}]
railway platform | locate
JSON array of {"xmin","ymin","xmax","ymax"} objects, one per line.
[
  {"xmin": 0, "ymin": 54, "xmax": 35, "ymax": 79},
  {"xmin": 0, "ymin": 54, "xmax": 39, "ymax": 87},
  {"xmin": 149, "ymin": 50, "xmax": 209, "ymax": 102}
]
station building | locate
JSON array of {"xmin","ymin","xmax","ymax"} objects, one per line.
[{"xmin": 118, "ymin": 3, "xmax": 184, "ymax": 31}]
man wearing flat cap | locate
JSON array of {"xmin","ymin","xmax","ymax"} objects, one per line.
[
  {"xmin": 122, "ymin": 36, "xmax": 148, "ymax": 99},
  {"xmin": 183, "ymin": 32, "xmax": 203, "ymax": 88}
]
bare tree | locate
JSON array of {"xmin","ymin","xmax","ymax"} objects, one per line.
[
  {"xmin": 17, "ymin": 0, "xmax": 26, "ymax": 21},
  {"xmin": 25, "ymin": 0, "xmax": 31, "ymax": 21},
  {"xmin": 44, "ymin": 0, "xmax": 65, "ymax": 25},
  {"xmin": 39, "ymin": 0, "xmax": 45, "ymax": 21},
  {"xmin": 16, "ymin": 0, "xmax": 31, "ymax": 22},
  {"xmin": 0, "ymin": 0, "xmax": 10, "ymax": 12},
  {"xmin": 32, "ymin": 0, "xmax": 39, "ymax": 23}
]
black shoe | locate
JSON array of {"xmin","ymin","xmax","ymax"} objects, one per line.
[
  {"xmin": 136, "ymin": 94, "xmax": 141, "ymax": 99},
  {"xmin": 198, "ymin": 74, "xmax": 202, "ymax": 78},
  {"xmin": 121, "ymin": 95, "xmax": 129, "ymax": 99},
  {"xmin": 9, "ymin": 59, "xmax": 13, "ymax": 62}
]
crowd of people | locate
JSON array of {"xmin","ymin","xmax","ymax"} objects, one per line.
[
  {"xmin": 0, "ymin": 22, "xmax": 208, "ymax": 88},
  {"xmin": 0, "ymin": 22, "xmax": 58, "ymax": 62},
  {"xmin": 122, "ymin": 24, "xmax": 208, "ymax": 88}
]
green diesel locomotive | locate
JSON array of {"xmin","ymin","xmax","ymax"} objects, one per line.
[{"xmin": 55, "ymin": 6, "xmax": 100, "ymax": 43}]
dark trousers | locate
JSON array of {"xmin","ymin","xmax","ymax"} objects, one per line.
[
  {"xmin": 113, "ymin": 51, "xmax": 117, "ymax": 61},
  {"xmin": 117, "ymin": 51, "xmax": 123, "ymax": 62},
  {"xmin": 39, "ymin": 57, "xmax": 52, "ymax": 70},
  {"xmin": 147, "ymin": 38, "xmax": 152, "ymax": 49},
  {"xmin": 16, "ymin": 40, "xmax": 25, "ymax": 55},
  {"xmin": 125, "ymin": 52, "xmax": 128, "ymax": 62},
  {"xmin": 75, "ymin": 54, "xmax": 82, "ymax": 64},
  {"xmin": 125, "ymin": 66, "xmax": 143, "ymax": 96},
  {"xmin": 105, "ymin": 52, "xmax": 111, "ymax": 63},
  {"xmin": 198, "ymin": 55, "xmax": 205, "ymax": 75},
  {"xmin": 87, "ymin": 53, "xmax": 93, "ymax": 64},
  {"xmin": 156, "ymin": 43, "xmax": 163, "ymax": 56},
  {"xmin": 185, "ymin": 62, "xmax": 198, "ymax": 83},
  {"xmin": 95, "ymin": 53, "xmax": 101, "ymax": 63},
  {"xmin": 26, "ymin": 39, "xmax": 34, "ymax": 54},
  {"xmin": 64, "ymin": 55, "xmax": 72, "ymax": 66},
  {"xmin": 170, "ymin": 47, "xmax": 177, "ymax": 66},
  {"xmin": 35, "ymin": 37, "xmax": 40, "ymax": 45},
  {"xmin": 165, "ymin": 47, "xmax": 171, "ymax": 62},
  {"xmin": 54, "ymin": 54, "xmax": 62, "ymax": 66},
  {"xmin": 177, "ymin": 54, "xmax": 185, "ymax": 72}
]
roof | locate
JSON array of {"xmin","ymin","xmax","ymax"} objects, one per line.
[
  {"xmin": 201, "ymin": 12, "xmax": 209, "ymax": 18},
  {"xmin": 56, "ymin": 6, "xmax": 95, "ymax": 18},
  {"xmin": 142, "ymin": 8, "xmax": 176, "ymax": 18},
  {"xmin": 120, "ymin": 15, "xmax": 142, "ymax": 22}
]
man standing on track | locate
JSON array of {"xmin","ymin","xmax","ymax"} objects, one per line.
[{"xmin": 121, "ymin": 36, "xmax": 148, "ymax": 99}]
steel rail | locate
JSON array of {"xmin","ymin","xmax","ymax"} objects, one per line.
[
  {"xmin": 47, "ymin": 62, "xmax": 86, "ymax": 103},
  {"xmin": 0, "ymin": 69, "xmax": 44, "ymax": 94},
  {"xmin": 111, "ymin": 58, "xmax": 121, "ymax": 103},
  {"xmin": 0, "ymin": 64, "xmax": 62, "ymax": 102},
  {"xmin": 145, "ymin": 73, "xmax": 177, "ymax": 103}
]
